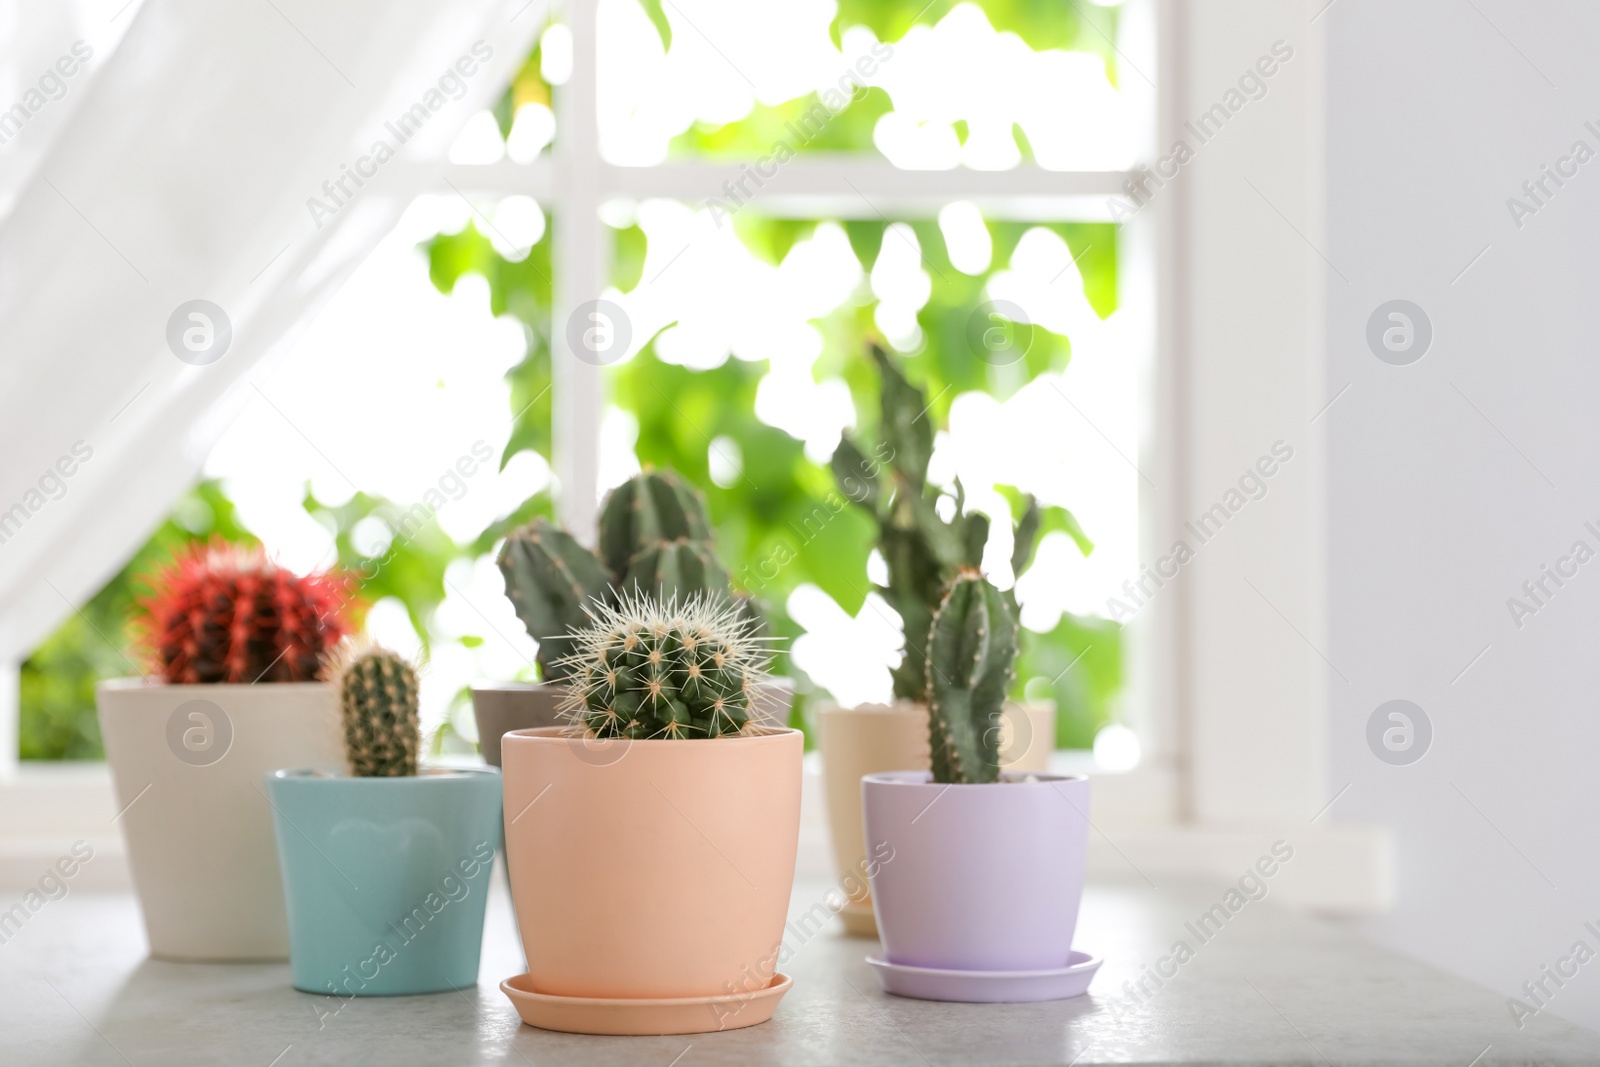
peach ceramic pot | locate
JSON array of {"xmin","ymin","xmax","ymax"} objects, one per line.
[
  {"xmin": 501, "ymin": 726, "xmax": 803, "ymax": 1000},
  {"xmin": 817, "ymin": 701, "xmax": 1054, "ymax": 936}
]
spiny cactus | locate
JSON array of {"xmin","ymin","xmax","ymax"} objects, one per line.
[
  {"xmin": 832, "ymin": 344, "xmax": 1044, "ymax": 703},
  {"xmin": 138, "ymin": 542, "xmax": 352, "ymax": 684},
  {"xmin": 334, "ymin": 645, "xmax": 420, "ymax": 777},
  {"xmin": 597, "ymin": 469, "xmax": 730, "ymax": 600},
  {"xmin": 498, "ymin": 521, "xmax": 612, "ymax": 681},
  {"xmin": 559, "ymin": 592, "xmax": 769, "ymax": 740},
  {"xmin": 499, "ymin": 469, "xmax": 742, "ymax": 681},
  {"xmin": 926, "ymin": 570, "xmax": 1018, "ymax": 785}
]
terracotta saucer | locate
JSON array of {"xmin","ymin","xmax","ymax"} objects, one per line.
[
  {"xmin": 500, "ymin": 972, "xmax": 792, "ymax": 1035},
  {"xmin": 866, "ymin": 951, "xmax": 1101, "ymax": 1003}
]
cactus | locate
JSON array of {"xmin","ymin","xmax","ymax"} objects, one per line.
[
  {"xmin": 559, "ymin": 592, "xmax": 769, "ymax": 740},
  {"xmin": 925, "ymin": 570, "xmax": 1018, "ymax": 785},
  {"xmin": 334, "ymin": 645, "xmax": 420, "ymax": 777},
  {"xmin": 137, "ymin": 542, "xmax": 352, "ymax": 684},
  {"xmin": 499, "ymin": 521, "xmax": 612, "ymax": 681},
  {"xmin": 498, "ymin": 469, "xmax": 741, "ymax": 681},
  {"xmin": 597, "ymin": 469, "xmax": 730, "ymax": 600},
  {"xmin": 832, "ymin": 344, "xmax": 1045, "ymax": 703}
]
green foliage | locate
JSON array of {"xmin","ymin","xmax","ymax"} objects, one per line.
[
  {"xmin": 1018, "ymin": 609, "xmax": 1122, "ymax": 751},
  {"xmin": 927, "ymin": 571, "xmax": 1017, "ymax": 784},
  {"xmin": 492, "ymin": 32, "xmax": 552, "ymax": 138},
  {"xmin": 305, "ymin": 487, "xmax": 453, "ymax": 652},
  {"xmin": 672, "ymin": 88, "xmax": 893, "ymax": 160},
  {"xmin": 634, "ymin": 0, "xmax": 672, "ymax": 52},
  {"xmin": 829, "ymin": 0, "xmax": 1119, "ymax": 66},
  {"xmin": 657, "ymin": 2, "xmax": 1119, "ymax": 158},
  {"xmin": 563, "ymin": 593, "xmax": 762, "ymax": 739},
  {"xmin": 426, "ymin": 221, "xmax": 554, "ymax": 471},
  {"xmin": 337, "ymin": 646, "xmax": 421, "ymax": 777},
  {"xmin": 20, "ymin": 481, "xmax": 258, "ymax": 760}
]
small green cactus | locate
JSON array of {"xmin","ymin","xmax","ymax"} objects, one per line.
[
  {"xmin": 559, "ymin": 592, "xmax": 769, "ymax": 740},
  {"xmin": 925, "ymin": 570, "xmax": 1018, "ymax": 785},
  {"xmin": 498, "ymin": 469, "xmax": 745, "ymax": 681},
  {"xmin": 833, "ymin": 344, "xmax": 1052, "ymax": 704},
  {"xmin": 335, "ymin": 645, "xmax": 421, "ymax": 777}
]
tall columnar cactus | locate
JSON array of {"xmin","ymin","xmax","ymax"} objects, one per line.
[
  {"xmin": 926, "ymin": 570, "xmax": 1019, "ymax": 785},
  {"xmin": 498, "ymin": 522, "xmax": 612, "ymax": 681},
  {"xmin": 498, "ymin": 469, "xmax": 740, "ymax": 681},
  {"xmin": 559, "ymin": 592, "xmax": 768, "ymax": 739},
  {"xmin": 597, "ymin": 469, "xmax": 730, "ymax": 600},
  {"xmin": 832, "ymin": 344, "xmax": 1045, "ymax": 703},
  {"xmin": 334, "ymin": 645, "xmax": 420, "ymax": 777},
  {"xmin": 138, "ymin": 542, "xmax": 352, "ymax": 684}
]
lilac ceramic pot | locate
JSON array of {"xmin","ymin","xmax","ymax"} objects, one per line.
[{"xmin": 861, "ymin": 770, "xmax": 1090, "ymax": 972}]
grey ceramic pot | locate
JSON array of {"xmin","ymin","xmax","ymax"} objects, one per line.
[
  {"xmin": 471, "ymin": 683, "xmax": 564, "ymax": 769},
  {"xmin": 472, "ymin": 678, "xmax": 795, "ymax": 767}
]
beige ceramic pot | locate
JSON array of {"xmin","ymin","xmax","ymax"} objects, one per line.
[
  {"xmin": 502, "ymin": 726, "xmax": 803, "ymax": 1005},
  {"xmin": 97, "ymin": 678, "xmax": 345, "ymax": 961},
  {"xmin": 818, "ymin": 701, "xmax": 1054, "ymax": 936}
]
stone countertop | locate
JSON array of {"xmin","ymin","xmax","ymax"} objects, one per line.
[{"xmin": 3, "ymin": 875, "xmax": 1597, "ymax": 1066}]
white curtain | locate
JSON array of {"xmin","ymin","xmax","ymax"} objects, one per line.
[{"xmin": 0, "ymin": 0, "xmax": 543, "ymax": 664}]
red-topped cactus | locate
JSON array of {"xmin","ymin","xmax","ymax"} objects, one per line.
[{"xmin": 137, "ymin": 542, "xmax": 354, "ymax": 685}]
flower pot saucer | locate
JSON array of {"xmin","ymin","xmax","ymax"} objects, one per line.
[
  {"xmin": 866, "ymin": 951, "xmax": 1101, "ymax": 1003},
  {"xmin": 500, "ymin": 972, "xmax": 792, "ymax": 1035}
]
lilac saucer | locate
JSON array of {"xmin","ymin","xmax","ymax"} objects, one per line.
[{"xmin": 866, "ymin": 951, "xmax": 1102, "ymax": 1003}]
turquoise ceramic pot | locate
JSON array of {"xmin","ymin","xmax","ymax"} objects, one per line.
[{"xmin": 267, "ymin": 768, "xmax": 502, "ymax": 996}]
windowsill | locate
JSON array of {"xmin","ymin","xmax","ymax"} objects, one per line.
[{"xmin": 3, "ymin": 876, "xmax": 1589, "ymax": 1064}]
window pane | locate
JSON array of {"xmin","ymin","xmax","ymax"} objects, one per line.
[
  {"xmin": 598, "ymin": 0, "xmax": 1136, "ymax": 169},
  {"xmin": 597, "ymin": 201, "xmax": 1130, "ymax": 747}
]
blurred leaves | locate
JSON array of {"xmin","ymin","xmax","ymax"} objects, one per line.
[
  {"xmin": 672, "ymin": 88, "xmax": 893, "ymax": 159},
  {"xmin": 830, "ymin": 0, "xmax": 1118, "ymax": 65},
  {"xmin": 425, "ymin": 220, "xmax": 554, "ymax": 473},
  {"xmin": 493, "ymin": 34, "xmax": 552, "ymax": 137},
  {"xmin": 1017, "ymin": 610, "xmax": 1122, "ymax": 750},
  {"xmin": 635, "ymin": 0, "xmax": 672, "ymax": 52}
]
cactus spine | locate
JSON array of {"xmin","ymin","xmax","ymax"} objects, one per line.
[
  {"xmin": 335, "ymin": 645, "xmax": 421, "ymax": 777},
  {"xmin": 498, "ymin": 470, "xmax": 742, "ymax": 682},
  {"xmin": 926, "ymin": 570, "xmax": 1018, "ymax": 785},
  {"xmin": 832, "ymin": 344, "xmax": 1043, "ymax": 703},
  {"xmin": 560, "ymin": 592, "xmax": 767, "ymax": 740}
]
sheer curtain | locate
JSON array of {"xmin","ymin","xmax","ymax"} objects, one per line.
[{"xmin": 0, "ymin": 0, "xmax": 542, "ymax": 670}]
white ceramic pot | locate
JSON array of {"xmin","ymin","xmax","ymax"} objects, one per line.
[
  {"xmin": 97, "ymin": 679, "xmax": 345, "ymax": 961},
  {"xmin": 817, "ymin": 701, "xmax": 1054, "ymax": 937}
]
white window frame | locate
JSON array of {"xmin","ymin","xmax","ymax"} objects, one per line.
[{"xmin": 1, "ymin": 0, "xmax": 1393, "ymax": 914}]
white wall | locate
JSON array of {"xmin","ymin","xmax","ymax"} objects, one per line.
[{"xmin": 1324, "ymin": 0, "xmax": 1600, "ymax": 1032}]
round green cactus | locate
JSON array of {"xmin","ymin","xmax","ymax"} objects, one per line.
[
  {"xmin": 335, "ymin": 645, "xmax": 421, "ymax": 777},
  {"xmin": 559, "ymin": 592, "xmax": 769, "ymax": 740}
]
